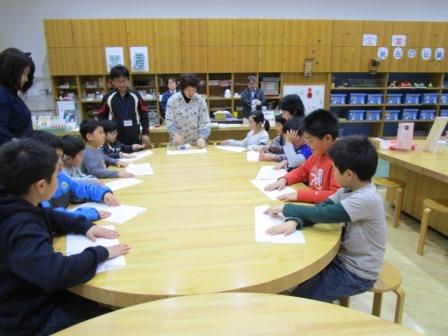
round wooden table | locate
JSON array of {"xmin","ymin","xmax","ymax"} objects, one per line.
[
  {"xmin": 55, "ymin": 147, "xmax": 341, "ymax": 307},
  {"xmin": 54, "ymin": 293, "xmax": 421, "ymax": 335}
]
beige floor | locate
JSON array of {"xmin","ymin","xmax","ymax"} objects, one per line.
[{"xmin": 346, "ymin": 190, "xmax": 448, "ymax": 336}]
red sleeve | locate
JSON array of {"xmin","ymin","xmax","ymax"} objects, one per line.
[
  {"xmin": 296, "ymin": 167, "xmax": 340, "ymax": 203},
  {"xmin": 283, "ymin": 155, "xmax": 313, "ymax": 185},
  {"xmin": 96, "ymin": 95, "xmax": 110, "ymax": 119}
]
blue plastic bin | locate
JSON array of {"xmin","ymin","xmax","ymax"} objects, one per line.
[
  {"xmin": 367, "ymin": 94, "xmax": 383, "ymax": 105},
  {"xmin": 440, "ymin": 94, "xmax": 448, "ymax": 104},
  {"xmin": 404, "ymin": 94, "xmax": 421, "ymax": 105},
  {"xmin": 422, "ymin": 93, "xmax": 438, "ymax": 105},
  {"xmin": 330, "ymin": 94, "xmax": 346, "ymax": 105},
  {"xmin": 440, "ymin": 110, "xmax": 448, "ymax": 117},
  {"xmin": 365, "ymin": 110, "xmax": 382, "ymax": 121},
  {"xmin": 384, "ymin": 110, "xmax": 400, "ymax": 121},
  {"xmin": 347, "ymin": 110, "xmax": 365, "ymax": 121},
  {"xmin": 386, "ymin": 94, "xmax": 402, "ymax": 105},
  {"xmin": 402, "ymin": 108, "xmax": 419, "ymax": 120},
  {"xmin": 419, "ymin": 110, "xmax": 436, "ymax": 120},
  {"xmin": 349, "ymin": 93, "xmax": 366, "ymax": 105}
]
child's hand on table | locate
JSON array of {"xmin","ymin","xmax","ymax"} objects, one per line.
[
  {"xmin": 103, "ymin": 192, "xmax": 120, "ymax": 206},
  {"xmin": 106, "ymin": 244, "xmax": 130, "ymax": 259},
  {"xmin": 118, "ymin": 171, "xmax": 134, "ymax": 178},
  {"xmin": 274, "ymin": 160, "xmax": 287, "ymax": 170},
  {"xmin": 264, "ymin": 178, "xmax": 287, "ymax": 191},
  {"xmin": 86, "ymin": 225, "xmax": 119, "ymax": 241},
  {"xmin": 117, "ymin": 161, "xmax": 128, "ymax": 168},
  {"xmin": 277, "ymin": 192, "xmax": 297, "ymax": 202},
  {"xmin": 132, "ymin": 144, "xmax": 145, "ymax": 151},
  {"xmin": 263, "ymin": 205, "xmax": 284, "ymax": 216},
  {"xmin": 265, "ymin": 220, "xmax": 298, "ymax": 236}
]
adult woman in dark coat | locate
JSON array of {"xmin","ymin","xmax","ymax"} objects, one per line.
[{"xmin": 0, "ymin": 48, "xmax": 35, "ymax": 146}]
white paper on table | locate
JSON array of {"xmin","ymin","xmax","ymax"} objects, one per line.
[
  {"xmin": 167, "ymin": 148, "xmax": 207, "ymax": 155},
  {"xmin": 105, "ymin": 178, "xmax": 144, "ymax": 191},
  {"xmin": 70, "ymin": 203, "xmax": 146, "ymax": 224},
  {"xmin": 254, "ymin": 205, "xmax": 306, "ymax": 244},
  {"xmin": 256, "ymin": 166, "xmax": 287, "ymax": 180},
  {"xmin": 215, "ymin": 145, "xmax": 246, "ymax": 153},
  {"xmin": 250, "ymin": 179, "xmax": 296, "ymax": 201},
  {"xmin": 66, "ymin": 225, "xmax": 126, "ymax": 273},
  {"xmin": 126, "ymin": 163, "xmax": 154, "ymax": 176},
  {"xmin": 120, "ymin": 150, "xmax": 154, "ymax": 163},
  {"xmin": 247, "ymin": 151, "xmax": 260, "ymax": 162}
]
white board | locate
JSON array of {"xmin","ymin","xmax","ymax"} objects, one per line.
[{"xmin": 282, "ymin": 85, "xmax": 325, "ymax": 115}]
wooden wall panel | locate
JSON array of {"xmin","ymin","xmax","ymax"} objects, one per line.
[
  {"xmin": 282, "ymin": 46, "xmax": 307, "ymax": 72},
  {"xmin": 362, "ymin": 21, "xmax": 393, "ymax": 46},
  {"xmin": 332, "ymin": 20, "xmax": 364, "ymax": 47},
  {"xmin": 155, "ymin": 46, "xmax": 181, "ymax": 73},
  {"xmin": 181, "ymin": 46, "xmax": 208, "ymax": 73},
  {"xmin": 44, "ymin": 20, "xmax": 73, "ymax": 48},
  {"xmin": 47, "ymin": 48, "xmax": 77, "ymax": 75},
  {"xmin": 307, "ymin": 20, "xmax": 333, "ymax": 46},
  {"xmin": 72, "ymin": 20, "xmax": 101, "ymax": 47},
  {"xmin": 99, "ymin": 19, "xmax": 128, "ymax": 47},
  {"xmin": 283, "ymin": 20, "xmax": 308, "ymax": 46},
  {"xmin": 207, "ymin": 47, "xmax": 233, "ymax": 72},
  {"xmin": 207, "ymin": 20, "xmax": 233, "ymax": 46},
  {"xmin": 259, "ymin": 20, "xmax": 284, "ymax": 46},
  {"xmin": 258, "ymin": 46, "xmax": 283, "ymax": 72},
  {"xmin": 74, "ymin": 48, "xmax": 105, "ymax": 75},
  {"xmin": 233, "ymin": 47, "xmax": 258, "ymax": 72},
  {"xmin": 154, "ymin": 20, "xmax": 181, "ymax": 46},
  {"xmin": 233, "ymin": 20, "xmax": 259, "ymax": 46},
  {"xmin": 181, "ymin": 19, "xmax": 207, "ymax": 46},
  {"xmin": 126, "ymin": 20, "xmax": 155, "ymax": 46},
  {"xmin": 331, "ymin": 47, "xmax": 361, "ymax": 72},
  {"xmin": 389, "ymin": 47, "xmax": 419, "ymax": 72},
  {"xmin": 306, "ymin": 46, "xmax": 332, "ymax": 72}
]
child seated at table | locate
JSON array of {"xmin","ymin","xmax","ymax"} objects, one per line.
[
  {"xmin": 62, "ymin": 135, "xmax": 100, "ymax": 185},
  {"xmin": 25, "ymin": 130, "xmax": 119, "ymax": 222},
  {"xmin": 101, "ymin": 120, "xmax": 145, "ymax": 160},
  {"xmin": 259, "ymin": 115, "xmax": 286, "ymax": 162},
  {"xmin": 221, "ymin": 111, "xmax": 270, "ymax": 151},
  {"xmin": 80, "ymin": 119, "xmax": 134, "ymax": 179},
  {"xmin": 0, "ymin": 139, "xmax": 130, "ymax": 335},
  {"xmin": 264, "ymin": 135, "xmax": 386, "ymax": 303},
  {"xmin": 265, "ymin": 109, "xmax": 339, "ymax": 203},
  {"xmin": 274, "ymin": 117, "xmax": 312, "ymax": 171}
]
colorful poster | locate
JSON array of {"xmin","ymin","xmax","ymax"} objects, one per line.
[
  {"xmin": 130, "ymin": 46, "xmax": 149, "ymax": 72},
  {"xmin": 435, "ymin": 48, "xmax": 445, "ymax": 61},
  {"xmin": 105, "ymin": 47, "xmax": 125, "ymax": 72},
  {"xmin": 393, "ymin": 47, "xmax": 403, "ymax": 60},
  {"xmin": 408, "ymin": 49, "xmax": 417, "ymax": 59},
  {"xmin": 377, "ymin": 47, "xmax": 389, "ymax": 60},
  {"xmin": 283, "ymin": 85, "xmax": 325, "ymax": 115},
  {"xmin": 362, "ymin": 34, "xmax": 378, "ymax": 46},
  {"xmin": 421, "ymin": 48, "xmax": 432, "ymax": 60},
  {"xmin": 391, "ymin": 35, "xmax": 407, "ymax": 47}
]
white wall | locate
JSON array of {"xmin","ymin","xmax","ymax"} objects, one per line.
[{"xmin": 1, "ymin": 0, "xmax": 447, "ymax": 77}]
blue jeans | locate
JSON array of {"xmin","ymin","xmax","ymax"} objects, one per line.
[
  {"xmin": 291, "ymin": 257, "xmax": 375, "ymax": 302},
  {"xmin": 38, "ymin": 291, "xmax": 110, "ymax": 335}
]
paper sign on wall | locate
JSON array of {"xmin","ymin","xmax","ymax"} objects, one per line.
[
  {"xmin": 377, "ymin": 47, "xmax": 389, "ymax": 60},
  {"xmin": 283, "ymin": 85, "xmax": 325, "ymax": 115},
  {"xmin": 435, "ymin": 48, "xmax": 445, "ymax": 61},
  {"xmin": 362, "ymin": 34, "xmax": 378, "ymax": 46},
  {"xmin": 408, "ymin": 49, "xmax": 417, "ymax": 59},
  {"xmin": 130, "ymin": 46, "xmax": 149, "ymax": 72},
  {"xmin": 391, "ymin": 35, "xmax": 407, "ymax": 47},
  {"xmin": 421, "ymin": 48, "xmax": 432, "ymax": 61},
  {"xmin": 393, "ymin": 47, "xmax": 403, "ymax": 60},
  {"xmin": 105, "ymin": 47, "xmax": 125, "ymax": 72}
]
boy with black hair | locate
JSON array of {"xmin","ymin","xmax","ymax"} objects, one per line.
[
  {"xmin": 265, "ymin": 109, "xmax": 340, "ymax": 203},
  {"xmin": 0, "ymin": 139, "xmax": 130, "ymax": 335},
  {"xmin": 80, "ymin": 119, "xmax": 134, "ymax": 179},
  {"xmin": 62, "ymin": 135, "xmax": 100, "ymax": 184},
  {"xmin": 276, "ymin": 117, "xmax": 312, "ymax": 171},
  {"xmin": 97, "ymin": 65, "xmax": 151, "ymax": 147},
  {"xmin": 101, "ymin": 119, "xmax": 144, "ymax": 160},
  {"xmin": 24, "ymin": 130, "xmax": 119, "ymax": 221},
  {"xmin": 279, "ymin": 94, "xmax": 305, "ymax": 120},
  {"xmin": 264, "ymin": 135, "xmax": 386, "ymax": 303}
]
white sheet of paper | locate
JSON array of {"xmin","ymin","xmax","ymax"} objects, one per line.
[
  {"xmin": 126, "ymin": 163, "xmax": 154, "ymax": 176},
  {"xmin": 105, "ymin": 178, "xmax": 144, "ymax": 191},
  {"xmin": 70, "ymin": 203, "xmax": 146, "ymax": 224},
  {"xmin": 256, "ymin": 166, "xmax": 287, "ymax": 180},
  {"xmin": 251, "ymin": 179, "xmax": 296, "ymax": 201},
  {"xmin": 66, "ymin": 225, "xmax": 126, "ymax": 273},
  {"xmin": 254, "ymin": 205, "xmax": 306, "ymax": 244},
  {"xmin": 247, "ymin": 151, "xmax": 260, "ymax": 162},
  {"xmin": 167, "ymin": 148, "xmax": 207, "ymax": 155},
  {"xmin": 215, "ymin": 145, "xmax": 246, "ymax": 153},
  {"xmin": 120, "ymin": 150, "xmax": 154, "ymax": 163}
]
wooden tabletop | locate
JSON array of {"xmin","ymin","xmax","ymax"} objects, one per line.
[
  {"xmin": 54, "ymin": 147, "xmax": 341, "ymax": 307},
  {"xmin": 377, "ymin": 141, "xmax": 448, "ymax": 183},
  {"xmin": 54, "ymin": 293, "xmax": 421, "ymax": 335}
]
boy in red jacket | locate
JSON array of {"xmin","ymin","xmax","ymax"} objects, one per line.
[{"xmin": 265, "ymin": 109, "xmax": 339, "ymax": 203}]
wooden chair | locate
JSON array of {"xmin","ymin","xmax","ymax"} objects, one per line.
[
  {"xmin": 340, "ymin": 262, "xmax": 405, "ymax": 324},
  {"xmin": 417, "ymin": 199, "xmax": 448, "ymax": 256},
  {"xmin": 373, "ymin": 176, "xmax": 406, "ymax": 228}
]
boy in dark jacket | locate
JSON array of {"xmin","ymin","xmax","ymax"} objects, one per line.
[
  {"xmin": 101, "ymin": 119, "xmax": 144, "ymax": 159},
  {"xmin": 0, "ymin": 139, "xmax": 130, "ymax": 335}
]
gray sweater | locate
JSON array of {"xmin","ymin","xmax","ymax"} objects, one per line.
[{"xmin": 81, "ymin": 146, "xmax": 119, "ymax": 179}]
